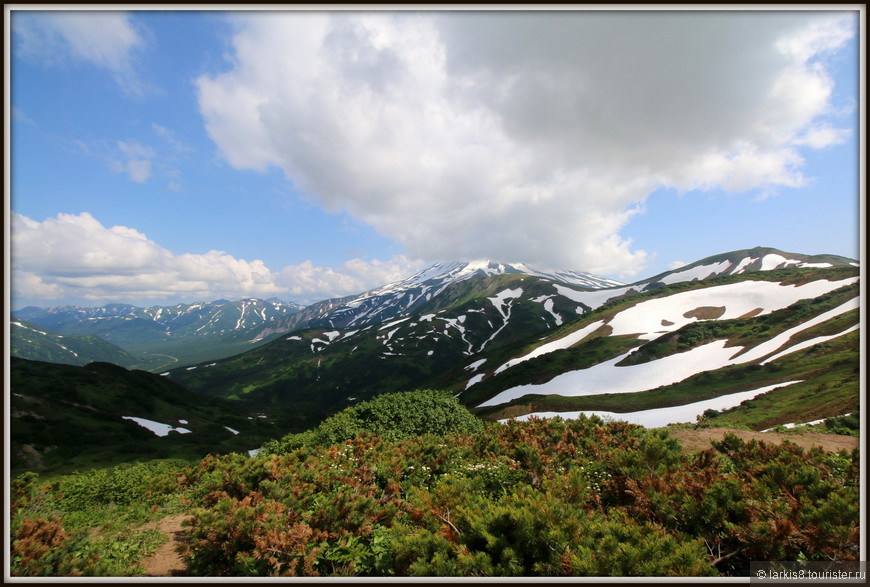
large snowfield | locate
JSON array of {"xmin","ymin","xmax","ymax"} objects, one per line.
[{"xmin": 480, "ymin": 276, "xmax": 859, "ymax": 425}]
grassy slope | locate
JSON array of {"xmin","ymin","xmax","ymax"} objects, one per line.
[
  {"xmin": 9, "ymin": 358, "xmax": 282, "ymax": 475},
  {"xmin": 11, "ymin": 320, "xmax": 141, "ymax": 368}
]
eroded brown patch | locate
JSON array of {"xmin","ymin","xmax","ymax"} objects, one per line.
[
  {"xmin": 486, "ymin": 404, "xmax": 535, "ymax": 421},
  {"xmin": 683, "ymin": 306, "xmax": 727, "ymax": 320},
  {"xmin": 737, "ymin": 308, "xmax": 764, "ymax": 319}
]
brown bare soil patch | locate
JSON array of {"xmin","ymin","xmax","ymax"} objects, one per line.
[
  {"xmin": 138, "ymin": 514, "xmax": 193, "ymax": 577},
  {"xmin": 737, "ymin": 308, "xmax": 763, "ymax": 319},
  {"xmin": 669, "ymin": 427, "xmax": 859, "ymax": 453},
  {"xmin": 683, "ymin": 306, "xmax": 726, "ymax": 320},
  {"xmin": 488, "ymin": 404, "xmax": 535, "ymax": 421}
]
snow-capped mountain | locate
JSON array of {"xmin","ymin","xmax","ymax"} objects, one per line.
[
  {"xmin": 13, "ymin": 298, "xmax": 304, "ymax": 346},
  {"xmin": 374, "ymin": 260, "xmax": 624, "ymax": 293},
  {"xmin": 244, "ymin": 260, "xmax": 623, "ymax": 340},
  {"xmin": 170, "ymin": 248, "xmax": 859, "ymax": 434},
  {"xmin": 330, "ymin": 260, "xmax": 623, "ymax": 326}
]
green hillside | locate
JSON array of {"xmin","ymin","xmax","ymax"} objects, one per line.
[
  {"xmin": 9, "ymin": 358, "xmax": 282, "ymax": 475},
  {"xmin": 10, "ymin": 319, "xmax": 141, "ymax": 368},
  {"xmin": 468, "ymin": 271, "xmax": 860, "ymax": 431}
]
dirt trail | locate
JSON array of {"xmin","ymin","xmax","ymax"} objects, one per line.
[
  {"xmin": 670, "ymin": 427, "xmax": 859, "ymax": 453},
  {"xmin": 139, "ymin": 514, "xmax": 193, "ymax": 577}
]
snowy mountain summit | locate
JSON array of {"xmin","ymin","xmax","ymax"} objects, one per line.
[
  {"xmin": 363, "ymin": 260, "xmax": 623, "ymax": 299},
  {"xmin": 322, "ymin": 260, "xmax": 622, "ymax": 330}
]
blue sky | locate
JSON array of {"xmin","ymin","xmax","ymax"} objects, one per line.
[{"xmin": 6, "ymin": 8, "xmax": 863, "ymax": 308}]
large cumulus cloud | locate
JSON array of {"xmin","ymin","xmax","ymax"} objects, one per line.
[
  {"xmin": 196, "ymin": 10, "xmax": 855, "ymax": 277},
  {"xmin": 11, "ymin": 212, "xmax": 415, "ymax": 306}
]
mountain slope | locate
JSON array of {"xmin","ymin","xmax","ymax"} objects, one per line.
[
  {"xmin": 167, "ymin": 272, "xmax": 597, "ymax": 420},
  {"xmin": 236, "ymin": 261, "xmax": 622, "ymax": 344},
  {"xmin": 10, "ymin": 319, "xmax": 140, "ymax": 368},
  {"xmin": 9, "ymin": 357, "xmax": 283, "ymax": 474},
  {"xmin": 458, "ymin": 265, "xmax": 859, "ymax": 431}
]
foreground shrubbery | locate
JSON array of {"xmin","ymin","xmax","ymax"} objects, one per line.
[
  {"xmin": 179, "ymin": 415, "xmax": 860, "ymax": 577},
  {"xmin": 10, "ymin": 390, "xmax": 860, "ymax": 578},
  {"xmin": 9, "ymin": 460, "xmax": 189, "ymax": 576}
]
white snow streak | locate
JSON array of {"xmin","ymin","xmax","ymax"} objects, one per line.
[
  {"xmin": 656, "ymin": 261, "xmax": 732, "ymax": 285},
  {"xmin": 379, "ymin": 317, "xmax": 411, "ymax": 330},
  {"xmin": 731, "ymin": 297, "xmax": 859, "ymax": 365},
  {"xmin": 465, "ymin": 359, "xmax": 487, "ymax": 371},
  {"xmin": 488, "ymin": 288, "xmax": 523, "ymax": 319},
  {"xmin": 479, "ymin": 341, "xmax": 738, "ymax": 407},
  {"xmin": 495, "ymin": 320, "xmax": 606, "ymax": 375},
  {"xmin": 504, "ymin": 381, "xmax": 803, "ymax": 428},
  {"xmin": 761, "ymin": 324, "xmax": 859, "ymax": 365},
  {"xmin": 731, "ymin": 257, "xmax": 757, "ymax": 274},
  {"xmin": 466, "ymin": 373, "xmax": 485, "ymax": 389}
]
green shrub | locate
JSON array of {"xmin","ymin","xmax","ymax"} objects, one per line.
[
  {"xmin": 260, "ymin": 389, "xmax": 485, "ymax": 454},
  {"xmin": 57, "ymin": 459, "xmax": 188, "ymax": 509}
]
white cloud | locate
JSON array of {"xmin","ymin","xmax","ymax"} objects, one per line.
[
  {"xmin": 13, "ymin": 10, "xmax": 146, "ymax": 96},
  {"xmin": 196, "ymin": 11, "xmax": 856, "ymax": 277},
  {"xmin": 792, "ymin": 124, "xmax": 850, "ymax": 149},
  {"xmin": 11, "ymin": 212, "xmax": 283, "ymax": 305},
  {"xmin": 11, "ymin": 212, "xmax": 422, "ymax": 307},
  {"xmin": 112, "ymin": 140, "xmax": 155, "ymax": 183}
]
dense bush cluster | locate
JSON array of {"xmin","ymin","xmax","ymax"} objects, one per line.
[
  {"xmin": 178, "ymin": 415, "xmax": 859, "ymax": 577},
  {"xmin": 259, "ymin": 389, "xmax": 485, "ymax": 454}
]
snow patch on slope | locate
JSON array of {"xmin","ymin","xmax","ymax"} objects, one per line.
[
  {"xmin": 481, "ymin": 277, "xmax": 858, "ymax": 409},
  {"xmin": 505, "ymin": 381, "xmax": 803, "ymax": 428},
  {"xmin": 495, "ymin": 320, "xmax": 606, "ymax": 375},
  {"xmin": 122, "ymin": 416, "xmax": 191, "ymax": 437}
]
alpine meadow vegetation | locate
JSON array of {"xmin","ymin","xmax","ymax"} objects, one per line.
[{"xmin": 9, "ymin": 390, "xmax": 860, "ymax": 578}]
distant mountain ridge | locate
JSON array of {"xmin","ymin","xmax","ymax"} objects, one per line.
[
  {"xmin": 639, "ymin": 247, "xmax": 859, "ymax": 287},
  {"xmin": 14, "ymin": 298, "xmax": 304, "ymax": 344},
  {"xmin": 12, "ymin": 298, "xmax": 305, "ymax": 369}
]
